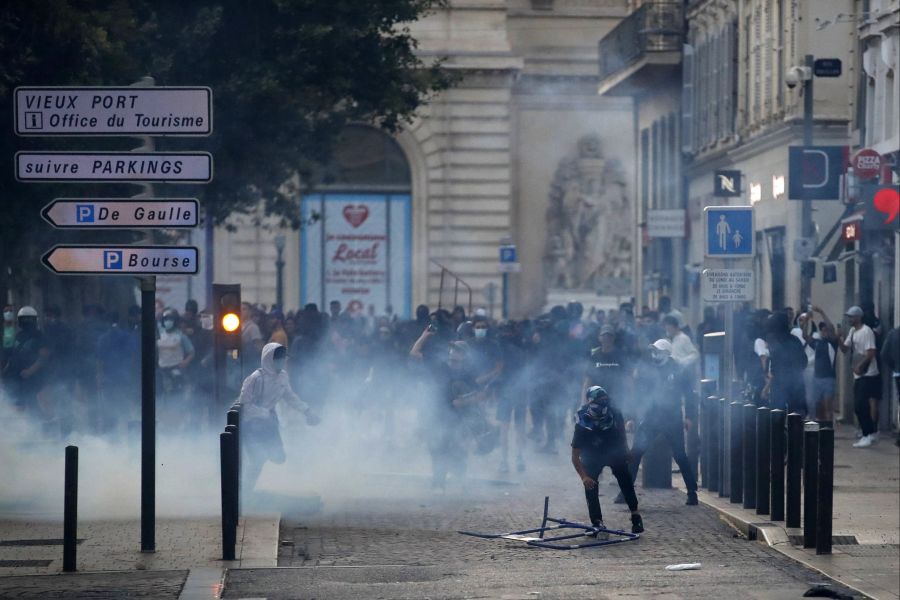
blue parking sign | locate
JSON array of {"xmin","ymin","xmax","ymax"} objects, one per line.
[
  {"xmin": 705, "ymin": 206, "xmax": 754, "ymax": 257},
  {"xmin": 103, "ymin": 250, "xmax": 123, "ymax": 270},
  {"xmin": 76, "ymin": 204, "xmax": 95, "ymax": 223},
  {"xmin": 499, "ymin": 245, "xmax": 517, "ymax": 263}
]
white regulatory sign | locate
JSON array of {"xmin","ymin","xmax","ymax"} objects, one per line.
[
  {"xmin": 15, "ymin": 87, "xmax": 211, "ymax": 135},
  {"xmin": 16, "ymin": 152, "xmax": 212, "ymax": 183},
  {"xmin": 702, "ymin": 268, "xmax": 755, "ymax": 303},
  {"xmin": 647, "ymin": 209, "xmax": 686, "ymax": 238},
  {"xmin": 41, "ymin": 199, "xmax": 199, "ymax": 229},
  {"xmin": 42, "ymin": 245, "xmax": 199, "ymax": 275}
]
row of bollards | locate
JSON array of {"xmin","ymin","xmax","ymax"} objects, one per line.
[
  {"xmin": 220, "ymin": 404, "xmax": 241, "ymax": 561},
  {"xmin": 699, "ymin": 398, "xmax": 835, "ymax": 554}
]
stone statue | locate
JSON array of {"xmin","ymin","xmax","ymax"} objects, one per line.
[{"xmin": 544, "ymin": 135, "xmax": 631, "ymax": 290}]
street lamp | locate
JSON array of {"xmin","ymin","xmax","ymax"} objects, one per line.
[{"xmin": 274, "ymin": 234, "xmax": 286, "ymax": 311}]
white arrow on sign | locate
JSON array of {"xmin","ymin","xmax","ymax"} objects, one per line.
[
  {"xmin": 41, "ymin": 199, "xmax": 199, "ymax": 228},
  {"xmin": 15, "ymin": 152, "xmax": 212, "ymax": 183},
  {"xmin": 41, "ymin": 245, "xmax": 199, "ymax": 275},
  {"xmin": 15, "ymin": 87, "xmax": 211, "ymax": 136}
]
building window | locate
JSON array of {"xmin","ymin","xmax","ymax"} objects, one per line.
[
  {"xmin": 776, "ymin": 0, "xmax": 784, "ymax": 110},
  {"xmin": 885, "ymin": 68, "xmax": 895, "ymax": 143}
]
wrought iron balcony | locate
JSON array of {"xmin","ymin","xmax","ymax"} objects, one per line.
[{"xmin": 598, "ymin": 1, "xmax": 684, "ymax": 95}]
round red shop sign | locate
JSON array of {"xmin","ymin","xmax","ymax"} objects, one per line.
[{"xmin": 853, "ymin": 148, "xmax": 882, "ymax": 181}]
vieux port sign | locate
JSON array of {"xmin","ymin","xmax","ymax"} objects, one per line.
[{"xmin": 14, "ymin": 85, "xmax": 211, "ymax": 274}]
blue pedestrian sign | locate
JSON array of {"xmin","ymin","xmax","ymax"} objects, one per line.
[{"xmin": 704, "ymin": 206, "xmax": 754, "ymax": 258}]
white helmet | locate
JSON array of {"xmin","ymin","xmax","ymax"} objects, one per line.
[{"xmin": 17, "ymin": 306, "xmax": 37, "ymax": 318}]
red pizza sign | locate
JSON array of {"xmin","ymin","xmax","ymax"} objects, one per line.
[{"xmin": 852, "ymin": 149, "xmax": 882, "ymax": 181}]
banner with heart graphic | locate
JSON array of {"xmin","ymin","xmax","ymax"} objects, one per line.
[{"xmin": 301, "ymin": 193, "xmax": 411, "ymax": 318}]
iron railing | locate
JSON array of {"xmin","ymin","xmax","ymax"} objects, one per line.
[
  {"xmin": 598, "ymin": 1, "xmax": 684, "ymax": 81},
  {"xmin": 430, "ymin": 259, "xmax": 473, "ymax": 315}
]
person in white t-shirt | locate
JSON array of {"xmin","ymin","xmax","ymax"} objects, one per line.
[{"xmin": 840, "ymin": 306, "xmax": 880, "ymax": 448}]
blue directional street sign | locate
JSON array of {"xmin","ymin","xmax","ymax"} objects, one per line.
[
  {"xmin": 788, "ymin": 146, "xmax": 848, "ymax": 200},
  {"xmin": 705, "ymin": 206, "xmax": 754, "ymax": 258}
]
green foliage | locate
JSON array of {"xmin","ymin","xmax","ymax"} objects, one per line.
[{"xmin": 0, "ymin": 0, "xmax": 453, "ymax": 299}]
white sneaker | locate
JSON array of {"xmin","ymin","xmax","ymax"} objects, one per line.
[
  {"xmin": 853, "ymin": 435, "xmax": 874, "ymax": 448},
  {"xmin": 870, "ymin": 431, "xmax": 880, "ymax": 442}
]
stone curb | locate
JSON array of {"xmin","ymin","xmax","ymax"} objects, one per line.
[{"xmin": 692, "ymin": 489, "xmax": 879, "ymax": 600}]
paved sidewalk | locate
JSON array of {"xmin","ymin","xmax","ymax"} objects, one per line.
[
  {"xmin": 679, "ymin": 425, "xmax": 899, "ymax": 600},
  {"xmin": 0, "ymin": 514, "xmax": 279, "ymax": 599}
]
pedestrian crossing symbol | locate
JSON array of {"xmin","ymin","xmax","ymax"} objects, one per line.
[{"xmin": 705, "ymin": 206, "xmax": 754, "ymax": 258}]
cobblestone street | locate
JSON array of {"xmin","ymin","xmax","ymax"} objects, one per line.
[{"xmin": 224, "ymin": 455, "xmax": 861, "ymax": 599}]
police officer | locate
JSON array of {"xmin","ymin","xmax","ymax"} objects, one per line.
[
  {"xmin": 616, "ymin": 339, "xmax": 698, "ymax": 505},
  {"xmin": 571, "ymin": 386, "xmax": 644, "ymax": 536}
]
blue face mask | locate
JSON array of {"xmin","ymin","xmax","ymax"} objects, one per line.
[
  {"xmin": 474, "ymin": 328, "xmax": 487, "ymax": 339},
  {"xmin": 273, "ymin": 358, "xmax": 286, "ymax": 372}
]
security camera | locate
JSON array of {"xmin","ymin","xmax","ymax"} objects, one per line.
[{"xmin": 785, "ymin": 66, "xmax": 811, "ymax": 89}]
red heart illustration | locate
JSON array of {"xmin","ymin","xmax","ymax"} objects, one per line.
[
  {"xmin": 342, "ymin": 205, "xmax": 369, "ymax": 228},
  {"xmin": 874, "ymin": 188, "xmax": 900, "ymax": 224}
]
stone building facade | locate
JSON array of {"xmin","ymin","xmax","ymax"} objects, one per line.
[{"xmin": 208, "ymin": 0, "xmax": 636, "ymax": 318}]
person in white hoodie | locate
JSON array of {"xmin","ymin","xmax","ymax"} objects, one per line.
[{"xmin": 240, "ymin": 342, "xmax": 320, "ymax": 492}]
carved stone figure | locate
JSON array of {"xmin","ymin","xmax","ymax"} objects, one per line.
[{"xmin": 543, "ymin": 135, "xmax": 631, "ymax": 290}]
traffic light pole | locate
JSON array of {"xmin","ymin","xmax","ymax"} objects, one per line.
[
  {"xmin": 140, "ymin": 276, "xmax": 156, "ymax": 553},
  {"xmin": 800, "ymin": 54, "xmax": 815, "ymax": 308}
]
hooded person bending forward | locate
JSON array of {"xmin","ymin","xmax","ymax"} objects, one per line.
[{"xmin": 240, "ymin": 343, "xmax": 320, "ymax": 493}]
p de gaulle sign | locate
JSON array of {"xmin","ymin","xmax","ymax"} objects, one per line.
[
  {"xmin": 41, "ymin": 199, "xmax": 199, "ymax": 229},
  {"xmin": 14, "ymin": 87, "xmax": 212, "ymax": 136}
]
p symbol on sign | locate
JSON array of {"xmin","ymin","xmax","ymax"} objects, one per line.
[
  {"xmin": 76, "ymin": 205, "xmax": 95, "ymax": 223},
  {"xmin": 103, "ymin": 251, "xmax": 123, "ymax": 270}
]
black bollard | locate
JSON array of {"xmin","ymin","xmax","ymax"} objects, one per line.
[
  {"xmin": 227, "ymin": 409, "xmax": 239, "ymax": 428},
  {"xmin": 729, "ymin": 401, "xmax": 743, "ymax": 503},
  {"xmin": 718, "ymin": 398, "xmax": 728, "ymax": 497},
  {"xmin": 700, "ymin": 396, "xmax": 711, "ymax": 489},
  {"xmin": 803, "ymin": 422, "xmax": 819, "ymax": 548},
  {"xmin": 225, "ymin": 424, "xmax": 240, "ymax": 525},
  {"xmin": 220, "ymin": 432, "xmax": 236, "ymax": 560},
  {"xmin": 699, "ymin": 381, "xmax": 716, "ymax": 487},
  {"xmin": 816, "ymin": 428, "xmax": 834, "ymax": 555},
  {"xmin": 786, "ymin": 413, "xmax": 803, "ymax": 528},
  {"xmin": 756, "ymin": 407, "xmax": 770, "ymax": 514},
  {"xmin": 63, "ymin": 445, "xmax": 78, "ymax": 572},
  {"xmin": 769, "ymin": 409, "xmax": 786, "ymax": 521},
  {"xmin": 742, "ymin": 403, "xmax": 756, "ymax": 509},
  {"xmin": 708, "ymin": 398, "xmax": 720, "ymax": 493}
]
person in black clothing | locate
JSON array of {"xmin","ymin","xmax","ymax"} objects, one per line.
[
  {"xmin": 571, "ymin": 386, "xmax": 644, "ymax": 535},
  {"xmin": 763, "ymin": 312, "xmax": 807, "ymax": 414},
  {"xmin": 616, "ymin": 339, "xmax": 698, "ymax": 506},
  {"xmin": 583, "ymin": 324, "xmax": 632, "ymax": 416},
  {"xmin": 411, "ymin": 331, "xmax": 486, "ymax": 491}
]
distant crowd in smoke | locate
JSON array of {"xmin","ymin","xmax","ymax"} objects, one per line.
[{"xmin": 1, "ymin": 297, "xmax": 701, "ymax": 486}]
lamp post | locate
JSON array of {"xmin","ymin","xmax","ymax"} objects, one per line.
[{"xmin": 274, "ymin": 234, "xmax": 285, "ymax": 311}]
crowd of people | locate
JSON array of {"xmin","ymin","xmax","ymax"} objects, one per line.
[{"xmin": 2, "ymin": 293, "xmax": 895, "ymax": 514}]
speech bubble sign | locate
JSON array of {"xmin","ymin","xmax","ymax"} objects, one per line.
[{"xmin": 874, "ymin": 187, "xmax": 900, "ymax": 224}]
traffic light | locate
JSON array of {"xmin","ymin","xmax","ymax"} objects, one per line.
[{"xmin": 213, "ymin": 283, "xmax": 241, "ymax": 351}]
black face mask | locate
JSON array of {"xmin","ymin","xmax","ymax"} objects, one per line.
[{"xmin": 19, "ymin": 320, "xmax": 36, "ymax": 331}]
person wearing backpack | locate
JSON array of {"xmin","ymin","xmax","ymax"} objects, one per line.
[{"xmin": 763, "ymin": 312, "xmax": 807, "ymax": 415}]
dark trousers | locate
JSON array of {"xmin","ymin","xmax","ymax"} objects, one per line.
[
  {"xmin": 853, "ymin": 376, "xmax": 879, "ymax": 436},
  {"xmin": 629, "ymin": 416, "xmax": 697, "ymax": 492},
  {"xmin": 582, "ymin": 455, "xmax": 638, "ymax": 526}
]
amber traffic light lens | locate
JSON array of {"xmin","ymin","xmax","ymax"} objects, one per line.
[{"xmin": 221, "ymin": 312, "xmax": 240, "ymax": 333}]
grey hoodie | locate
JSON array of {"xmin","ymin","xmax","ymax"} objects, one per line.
[{"xmin": 240, "ymin": 342, "xmax": 308, "ymax": 420}]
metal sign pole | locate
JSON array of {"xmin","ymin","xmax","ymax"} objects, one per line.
[
  {"xmin": 140, "ymin": 275, "xmax": 156, "ymax": 553},
  {"xmin": 800, "ymin": 54, "xmax": 815, "ymax": 308}
]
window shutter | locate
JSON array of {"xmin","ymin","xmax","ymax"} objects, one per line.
[{"xmin": 681, "ymin": 43, "xmax": 694, "ymax": 154}]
